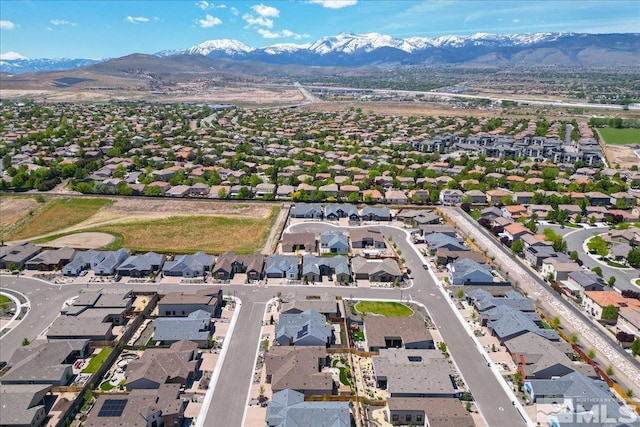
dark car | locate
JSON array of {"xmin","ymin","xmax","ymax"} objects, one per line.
[{"xmin": 422, "ymin": 264, "xmax": 428, "ymax": 270}]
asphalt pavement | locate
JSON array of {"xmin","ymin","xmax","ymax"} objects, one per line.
[{"xmin": 1, "ymin": 223, "xmax": 531, "ymax": 427}]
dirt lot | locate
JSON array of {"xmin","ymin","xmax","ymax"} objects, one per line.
[
  {"xmin": 603, "ymin": 144, "xmax": 640, "ymax": 169},
  {"xmin": 46, "ymin": 232, "xmax": 116, "ymax": 249},
  {"xmin": 0, "ymin": 196, "xmax": 39, "ymax": 231}
]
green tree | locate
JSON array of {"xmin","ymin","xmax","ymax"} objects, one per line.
[
  {"xmin": 21, "ymin": 338, "xmax": 30, "ymax": 346},
  {"xmin": 628, "ymin": 247, "xmax": 640, "ymax": 267},
  {"xmin": 587, "ymin": 235, "xmax": 608, "ymax": 257},
  {"xmin": 511, "ymin": 239, "xmax": 525, "ymax": 255},
  {"xmin": 607, "ymin": 276, "xmax": 616, "ymax": 287},
  {"xmin": 601, "ymin": 305, "xmax": 619, "ymax": 321},
  {"xmin": 591, "ymin": 266, "xmax": 603, "ymax": 277},
  {"xmin": 631, "ymin": 338, "xmax": 640, "ymax": 356},
  {"xmin": 570, "ymin": 251, "xmax": 579, "ymax": 261}
]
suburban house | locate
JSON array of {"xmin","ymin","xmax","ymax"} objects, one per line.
[
  {"xmin": 364, "ymin": 316, "xmax": 434, "ymax": 352},
  {"xmin": 281, "ymin": 232, "xmax": 316, "ymax": 253},
  {"xmin": 275, "ymin": 310, "xmax": 334, "ymax": 346},
  {"xmin": 361, "ymin": 206, "xmax": 392, "ymax": 221},
  {"xmin": 583, "ymin": 291, "xmax": 640, "ymax": 321},
  {"xmin": 503, "ymin": 223, "xmax": 532, "ymax": 242},
  {"xmin": 419, "ymin": 224, "xmax": 457, "ymax": 237},
  {"xmin": 154, "ymin": 310, "xmax": 212, "ymax": 348},
  {"xmin": 212, "ymin": 253, "xmax": 264, "ymax": 281},
  {"xmin": 387, "ymin": 397, "xmax": 473, "ymax": 427},
  {"xmin": 266, "ymin": 389, "xmax": 351, "ymax": 427},
  {"xmin": 265, "ymin": 254, "xmax": 300, "ymax": 280},
  {"xmin": 324, "ymin": 204, "xmax": 359, "ymax": 220},
  {"xmin": 85, "ymin": 384, "xmax": 184, "ymax": 427},
  {"xmin": 25, "ymin": 247, "xmax": 76, "ymax": 271},
  {"xmin": 504, "ymin": 332, "xmax": 594, "ymax": 381},
  {"xmin": 486, "ymin": 306, "xmax": 559, "ymax": 344},
  {"xmin": 525, "ymin": 245, "xmax": 563, "ymax": 269},
  {"xmin": 525, "ymin": 372, "xmax": 625, "ymax": 426},
  {"xmin": 93, "ymin": 248, "xmax": 131, "ymax": 276},
  {"xmin": 0, "ymin": 242, "xmax": 42, "ymax": 269},
  {"xmin": 447, "ymin": 258, "xmax": 493, "ymax": 285},
  {"xmin": 301, "ymin": 254, "xmax": 350, "ymax": 283},
  {"xmin": 0, "ymin": 384, "xmax": 52, "ymax": 427},
  {"xmin": 265, "ymin": 346, "xmax": 334, "ymax": 395},
  {"xmin": 563, "ymin": 271, "xmax": 605, "ymax": 296},
  {"xmin": 158, "ymin": 287, "xmax": 223, "ymax": 317},
  {"xmin": 439, "ymin": 189, "xmax": 463, "ymax": 205},
  {"xmin": 396, "ymin": 210, "xmax": 441, "ymax": 226},
  {"xmin": 162, "ymin": 252, "xmax": 215, "ymax": 278},
  {"xmin": 1, "ymin": 340, "xmax": 90, "ymax": 386},
  {"xmin": 435, "ymin": 247, "xmax": 486, "ymax": 266},
  {"xmin": 465, "ymin": 189, "xmax": 487, "ymax": 205},
  {"xmin": 349, "ymin": 227, "xmax": 386, "ymax": 249},
  {"xmin": 47, "ymin": 289, "xmax": 134, "ymax": 341},
  {"xmin": 125, "ymin": 340, "xmax": 199, "ymax": 390},
  {"xmin": 319, "ymin": 231, "xmax": 349, "ymax": 254},
  {"xmin": 385, "ymin": 189, "xmax": 408, "ymax": 204},
  {"xmin": 479, "ymin": 206, "xmax": 503, "ymax": 221},
  {"xmin": 117, "ymin": 252, "xmax": 166, "ymax": 277},
  {"xmin": 280, "ymin": 294, "xmax": 341, "ymax": 318},
  {"xmin": 351, "ymin": 256, "xmax": 402, "ymax": 283},
  {"xmin": 62, "ymin": 249, "xmax": 103, "ymax": 276},
  {"xmin": 290, "ymin": 203, "xmax": 323, "ymax": 219},
  {"xmin": 502, "ymin": 205, "xmax": 528, "ymax": 219},
  {"xmin": 541, "ymin": 258, "xmax": 583, "ymax": 282},
  {"xmin": 373, "ymin": 349, "xmax": 456, "ymax": 398},
  {"xmin": 424, "ymin": 233, "xmax": 468, "ymax": 255}
]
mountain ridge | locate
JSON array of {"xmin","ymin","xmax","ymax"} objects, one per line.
[{"xmin": 2, "ymin": 31, "xmax": 638, "ymax": 73}]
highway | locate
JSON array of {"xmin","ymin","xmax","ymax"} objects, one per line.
[{"xmin": 1, "ymin": 223, "xmax": 531, "ymax": 427}]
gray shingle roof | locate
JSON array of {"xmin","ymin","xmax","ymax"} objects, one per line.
[
  {"xmin": 275, "ymin": 310, "xmax": 332, "ymax": 346},
  {"xmin": 154, "ymin": 310, "xmax": 211, "ymax": 342},
  {"xmin": 266, "ymin": 389, "xmax": 350, "ymax": 427}
]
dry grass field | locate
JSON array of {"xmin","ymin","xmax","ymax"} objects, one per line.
[
  {"xmin": 2, "ymin": 197, "xmax": 113, "ymax": 241},
  {"xmin": 2, "ymin": 195, "xmax": 280, "ymax": 254}
]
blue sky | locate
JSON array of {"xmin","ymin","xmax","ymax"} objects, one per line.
[{"xmin": 1, "ymin": 0, "xmax": 638, "ymax": 59}]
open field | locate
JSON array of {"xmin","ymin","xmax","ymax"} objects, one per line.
[
  {"xmin": 598, "ymin": 127, "xmax": 640, "ymax": 145},
  {"xmin": 354, "ymin": 301, "xmax": 413, "ymax": 317},
  {"xmin": 2, "ymin": 197, "xmax": 113, "ymax": 241},
  {"xmin": 80, "ymin": 211, "xmax": 278, "ymax": 253},
  {"xmin": 0, "ymin": 196, "xmax": 40, "ymax": 234},
  {"xmin": 43, "ymin": 232, "xmax": 117, "ymax": 249}
]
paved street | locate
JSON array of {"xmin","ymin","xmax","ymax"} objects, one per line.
[
  {"xmin": 443, "ymin": 207, "xmax": 640, "ymax": 397},
  {"xmin": 1, "ymin": 223, "xmax": 531, "ymax": 427},
  {"xmin": 560, "ymin": 225, "xmax": 638, "ymax": 291}
]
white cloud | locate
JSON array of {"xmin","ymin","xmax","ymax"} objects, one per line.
[
  {"xmin": 0, "ymin": 20, "xmax": 16, "ymax": 30},
  {"xmin": 243, "ymin": 13, "xmax": 273, "ymax": 28},
  {"xmin": 230, "ymin": 7, "xmax": 239, "ymax": 16},
  {"xmin": 50, "ymin": 19, "xmax": 76, "ymax": 26},
  {"xmin": 512, "ymin": 18, "xmax": 520, "ymax": 23},
  {"xmin": 196, "ymin": 0, "xmax": 210, "ymax": 9},
  {"xmin": 198, "ymin": 14, "xmax": 222, "ymax": 28},
  {"xmin": 307, "ymin": 0, "xmax": 357, "ymax": 9},
  {"xmin": 257, "ymin": 28, "xmax": 309, "ymax": 39},
  {"xmin": 126, "ymin": 16, "xmax": 150, "ymax": 24},
  {"xmin": 252, "ymin": 4, "xmax": 280, "ymax": 18}
]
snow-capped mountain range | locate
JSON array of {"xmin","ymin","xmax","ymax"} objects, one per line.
[{"xmin": 2, "ymin": 32, "xmax": 638, "ymax": 73}]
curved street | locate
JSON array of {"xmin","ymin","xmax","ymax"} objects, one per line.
[
  {"xmin": 442, "ymin": 207, "xmax": 640, "ymax": 397},
  {"xmin": 0, "ymin": 221, "xmax": 531, "ymax": 427}
]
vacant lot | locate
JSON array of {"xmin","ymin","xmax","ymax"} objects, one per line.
[
  {"xmin": 0, "ymin": 196, "xmax": 40, "ymax": 234},
  {"xmin": 83, "ymin": 208, "xmax": 279, "ymax": 253},
  {"xmin": 4, "ymin": 197, "xmax": 113, "ymax": 241},
  {"xmin": 598, "ymin": 127, "xmax": 640, "ymax": 145},
  {"xmin": 354, "ymin": 301, "xmax": 413, "ymax": 317}
]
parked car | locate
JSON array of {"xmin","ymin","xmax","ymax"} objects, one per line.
[{"xmin": 79, "ymin": 270, "xmax": 88, "ymax": 277}]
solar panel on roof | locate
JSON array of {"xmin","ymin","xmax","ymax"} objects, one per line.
[
  {"xmin": 98, "ymin": 399, "xmax": 127, "ymax": 417},
  {"xmin": 296, "ymin": 323, "xmax": 309, "ymax": 339}
]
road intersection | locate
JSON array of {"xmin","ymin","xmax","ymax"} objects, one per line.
[{"xmin": 1, "ymin": 222, "xmax": 532, "ymax": 427}]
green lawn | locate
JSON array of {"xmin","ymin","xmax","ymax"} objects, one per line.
[
  {"xmin": 0, "ymin": 295, "xmax": 11, "ymax": 308},
  {"xmin": 355, "ymin": 301, "xmax": 413, "ymax": 317},
  {"xmin": 81, "ymin": 348, "xmax": 112, "ymax": 374},
  {"xmin": 598, "ymin": 127, "xmax": 640, "ymax": 145},
  {"xmin": 100, "ymin": 381, "xmax": 114, "ymax": 391}
]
